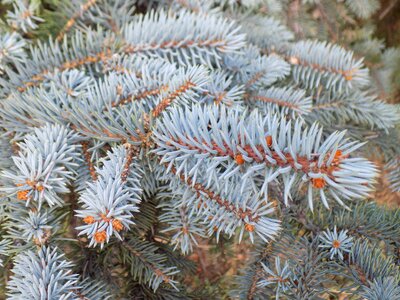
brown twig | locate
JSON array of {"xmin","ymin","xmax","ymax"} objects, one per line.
[
  {"xmin": 168, "ymin": 163, "xmax": 259, "ymax": 224},
  {"xmin": 57, "ymin": 0, "xmax": 97, "ymax": 41},
  {"xmin": 379, "ymin": 0, "xmax": 399, "ymax": 20},
  {"xmin": 152, "ymin": 81, "xmax": 196, "ymax": 117},
  {"xmin": 121, "ymin": 240, "xmax": 172, "ymax": 284},
  {"xmin": 81, "ymin": 141, "xmax": 97, "ymax": 181},
  {"xmin": 247, "ymin": 242, "xmax": 275, "ymax": 299}
]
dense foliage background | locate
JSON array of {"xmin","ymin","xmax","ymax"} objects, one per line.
[{"xmin": 0, "ymin": 0, "xmax": 400, "ymax": 299}]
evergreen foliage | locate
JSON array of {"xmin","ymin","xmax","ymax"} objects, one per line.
[{"xmin": 0, "ymin": 0, "xmax": 399, "ymax": 299}]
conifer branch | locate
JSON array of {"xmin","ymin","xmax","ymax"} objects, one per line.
[
  {"xmin": 245, "ymin": 87, "xmax": 312, "ymax": 117},
  {"xmin": 15, "ymin": 49, "xmax": 113, "ymax": 93},
  {"xmin": 247, "ymin": 242, "xmax": 274, "ymax": 300},
  {"xmin": 288, "ymin": 40, "xmax": 370, "ymax": 91},
  {"xmin": 1, "ymin": 124, "xmax": 81, "ymax": 208},
  {"xmin": 111, "ymin": 85, "xmax": 169, "ymax": 108},
  {"xmin": 152, "ymin": 82, "xmax": 195, "ymax": 118},
  {"xmin": 120, "ymin": 238, "xmax": 180, "ymax": 291},
  {"xmin": 57, "ymin": 0, "xmax": 98, "ymax": 41},
  {"xmin": 76, "ymin": 145, "xmax": 142, "ymax": 247},
  {"xmin": 4, "ymin": 10, "xmax": 244, "ymax": 97},
  {"xmin": 122, "ymin": 240, "xmax": 174, "ymax": 285},
  {"xmin": 154, "ymin": 105, "xmax": 377, "ymax": 210},
  {"xmin": 160, "ymin": 160, "xmax": 281, "ymax": 243},
  {"xmin": 169, "ymin": 164, "xmax": 259, "ymax": 224}
]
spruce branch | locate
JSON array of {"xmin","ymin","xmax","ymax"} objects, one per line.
[
  {"xmin": 288, "ymin": 39, "xmax": 370, "ymax": 92},
  {"xmin": 6, "ymin": 0, "xmax": 43, "ymax": 33},
  {"xmin": 0, "ymin": 32, "xmax": 26, "ymax": 73},
  {"xmin": 345, "ymin": 0, "xmax": 380, "ymax": 19},
  {"xmin": 159, "ymin": 162, "xmax": 281, "ymax": 243},
  {"xmin": 313, "ymin": 202, "xmax": 400, "ymax": 243},
  {"xmin": 7, "ymin": 246, "xmax": 79, "ymax": 299},
  {"xmin": 76, "ymin": 145, "xmax": 142, "ymax": 248},
  {"xmin": 57, "ymin": 0, "xmax": 98, "ymax": 41},
  {"xmin": 241, "ymin": 55, "xmax": 290, "ymax": 91},
  {"xmin": 386, "ymin": 157, "xmax": 400, "ymax": 192},
  {"xmin": 151, "ymin": 65, "xmax": 209, "ymax": 118},
  {"xmin": 1, "ymin": 124, "xmax": 81, "ymax": 208},
  {"xmin": 153, "ymin": 105, "xmax": 377, "ymax": 210},
  {"xmin": 123, "ymin": 10, "xmax": 246, "ymax": 66},
  {"xmin": 201, "ymin": 70, "xmax": 244, "ymax": 106},
  {"xmin": 345, "ymin": 239, "xmax": 400, "ymax": 292},
  {"xmin": 310, "ymin": 90, "xmax": 400, "ymax": 131},
  {"xmin": 1, "ymin": 9, "xmax": 245, "ymax": 97},
  {"xmin": 245, "ymin": 86, "xmax": 312, "ymax": 118},
  {"xmin": 121, "ymin": 238, "xmax": 180, "ymax": 291},
  {"xmin": 158, "ymin": 190, "xmax": 206, "ymax": 255},
  {"xmin": 0, "ymin": 29, "xmax": 115, "ymax": 95}
]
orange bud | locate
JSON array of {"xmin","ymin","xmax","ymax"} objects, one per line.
[
  {"xmin": 311, "ymin": 178, "xmax": 326, "ymax": 189},
  {"xmin": 344, "ymin": 74, "xmax": 353, "ymax": 81},
  {"xmin": 36, "ymin": 185, "xmax": 44, "ymax": 192},
  {"xmin": 26, "ymin": 180, "xmax": 35, "ymax": 187},
  {"xmin": 289, "ymin": 56, "xmax": 299, "ymax": 65},
  {"xmin": 235, "ymin": 154, "xmax": 245, "ymax": 165},
  {"xmin": 100, "ymin": 213, "xmax": 110, "ymax": 222},
  {"xmin": 83, "ymin": 216, "xmax": 95, "ymax": 224},
  {"xmin": 332, "ymin": 240, "xmax": 341, "ymax": 249},
  {"xmin": 21, "ymin": 11, "xmax": 31, "ymax": 19},
  {"xmin": 66, "ymin": 19, "xmax": 75, "ymax": 28},
  {"xmin": 244, "ymin": 223, "xmax": 255, "ymax": 232},
  {"xmin": 333, "ymin": 150, "xmax": 342, "ymax": 161},
  {"xmin": 266, "ymin": 135, "xmax": 273, "ymax": 147},
  {"xmin": 17, "ymin": 190, "xmax": 29, "ymax": 201},
  {"xmin": 112, "ymin": 219, "xmax": 123, "ymax": 232},
  {"xmin": 94, "ymin": 231, "xmax": 107, "ymax": 243}
]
